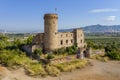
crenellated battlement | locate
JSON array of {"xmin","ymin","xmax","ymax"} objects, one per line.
[{"xmin": 44, "ymin": 14, "xmax": 58, "ymax": 19}]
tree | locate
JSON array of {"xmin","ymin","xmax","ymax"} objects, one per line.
[
  {"xmin": 34, "ymin": 48, "xmax": 43, "ymax": 56},
  {"xmin": 14, "ymin": 38, "xmax": 22, "ymax": 48},
  {"xmin": 0, "ymin": 34, "xmax": 9, "ymax": 50},
  {"xmin": 26, "ymin": 35, "xmax": 34, "ymax": 45}
]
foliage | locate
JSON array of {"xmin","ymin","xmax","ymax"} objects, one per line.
[
  {"xmin": 0, "ymin": 34, "xmax": 9, "ymax": 50},
  {"xmin": 105, "ymin": 51, "xmax": 120, "ymax": 60},
  {"xmin": 54, "ymin": 47, "xmax": 66, "ymax": 54},
  {"xmin": 86, "ymin": 36, "xmax": 120, "ymax": 60},
  {"xmin": 86, "ymin": 37, "xmax": 120, "ymax": 49},
  {"xmin": 54, "ymin": 59, "xmax": 88, "ymax": 72},
  {"xmin": 26, "ymin": 35, "xmax": 34, "ymax": 45},
  {"xmin": 91, "ymin": 54, "xmax": 109, "ymax": 62},
  {"xmin": 26, "ymin": 63, "xmax": 46, "ymax": 76},
  {"xmin": 53, "ymin": 45, "xmax": 77, "ymax": 55},
  {"xmin": 46, "ymin": 54, "xmax": 55, "ymax": 60},
  {"xmin": 13, "ymin": 38, "xmax": 23, "ymax": 48},
  {"xmin": 45, "ymin": 64, "xmax": 60, "ymax": 76},
  {"xmin": 104, "ymin": 43, "xmax": 120, "ymax": 60},
  {"xmin": 0, "ymin": 34, "xmax": 8, "ymax": 41},
  {"xmin": 34, "ymin": 48, "xmax": 43, "ymax": 56},
  {"xmin": 0, "ymin": 50, "xmax": 32, "ymax": 67}
]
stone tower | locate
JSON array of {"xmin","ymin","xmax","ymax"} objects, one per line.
[{"xmin": 44, "ymin": 14, "xmax": 58, "ymax": 52}]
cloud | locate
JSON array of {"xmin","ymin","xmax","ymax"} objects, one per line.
[
  {"xmin": 90, "ymin": 8, "xmax": 119, "ymax": 13},
  {"xmin": 105, "ymin": 16, "xmax": 116, "ymax": 21}
]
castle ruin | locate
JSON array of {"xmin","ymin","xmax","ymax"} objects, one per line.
[{"xmin": 30, "ymin": 13, "xmax": 86, "ymax": 53}]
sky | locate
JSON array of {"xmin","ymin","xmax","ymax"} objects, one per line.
[{"xmin": 0, "ymin": 0, "xmax": 120, "ymax": 32}]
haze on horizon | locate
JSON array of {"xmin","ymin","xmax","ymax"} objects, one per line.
[{"xmin": 0, "ymin": 0, "xmax": 120, "ymax": 32}]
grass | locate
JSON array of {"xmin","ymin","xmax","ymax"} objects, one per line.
[
  {"xmin": 45, "ymin": 64, "xmax": 60, "ymax": 76},
  {"xmin": 25, "ymin": 63, "xmax": 46, "ymax": 77},
  {"xmin": 91, "ymin": 54, "xmax": 109, "ymax": 62},
  {"xmin": 54, "ymin": 59, "xmax": 88, "ymax": 72}
]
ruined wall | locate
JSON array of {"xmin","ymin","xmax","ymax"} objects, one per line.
[
  {"xmin": 32, "ymin": 33, "xmax": 44, "ymax": 44},
  {"xmin": 57, "ymin": 32, "xmax": 74, "ymax": 48},
  {"xmin": 74, "ymin": 29, "xmax": 85, "ymax": 48},
  {"xmin": 31, "ymin": 13, "xmax": 86, "ymax": 53}
]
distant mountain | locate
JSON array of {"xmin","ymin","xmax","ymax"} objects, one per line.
[
  {"xmin": 82, "ymin": 24, "xmax": 120, "ymax": 33},
  {"xmin": 59, "ymin": 24, "xmax": 120, "ymax": 33}
]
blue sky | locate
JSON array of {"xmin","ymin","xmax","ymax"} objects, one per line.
[{"xmin": 0, "ymin": 0, "xmax": 120, "ymax": 32}]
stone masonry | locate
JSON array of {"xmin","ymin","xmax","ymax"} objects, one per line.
[{"xmin": 32, "ymin": 13, "xmax": 86, "ymax": 53}]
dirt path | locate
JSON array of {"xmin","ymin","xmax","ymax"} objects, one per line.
[{"xmin": 0, "ymin": 59, "xmax": 120, "ymax": 80}]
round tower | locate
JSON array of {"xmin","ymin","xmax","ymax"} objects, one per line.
[{"xmin": 44, "ymin": 13, "xmax": 58, "ymax": 52}]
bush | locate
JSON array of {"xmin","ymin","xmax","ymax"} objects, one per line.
[
  {"xmin": 45, "ymin": 65, "xmax": 60, "ymax": 76},
  {"xmin": 106, "ymin": 51, "xmax": 120, "ymax": 60},
  {"xmin": 53, "ymin": 48, "xmax": 66, "ymax": 54},
  {"xmin": 26, "ymin": 63, "xmax": 46, "ymax": 77},
  {"xmin": 54, "ymin": 59, "xmax": 88, "ymax": 72},
  {"xmin": 46, "ymin": 54, "xmax": 54, "ymax": 60},
  {"xmin": 0, "ymin": 50, "xmax": 32, "ymax": 67},
  {"xmin": 53, "ymin": 45, "xmax": 77, "ymax": 55},
  {"xmin": 91, "ymin": 54, "xmax": 109, "ymax": 62},
  {"xmin": 34, "ymin": 48, "xmax": 43, "ymax": 56}
]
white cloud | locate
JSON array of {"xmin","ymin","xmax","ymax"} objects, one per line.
[
  {"xmin": 105, "ymin": 16, "xmax": 116, "ymax": 21},
  {"xmin": 90, "ymin": 8, "xmax": 119, "ymax": 13}
]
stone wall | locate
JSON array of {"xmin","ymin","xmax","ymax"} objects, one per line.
[
  {"xmin": 30, "ymin": 13, "xmax": 86, "ymax": 53},
  {"xmin": 44, "ymin": 14, "xmax": 58, "ymax": 52},
  {"xmin": 57, "ymin": 32, "xmax": 74, "ymax": 48},
  {"xmin": 32, "ymin": 33, "xmax": 44, "ymax": 44},
  {"xmin": 74, "ymin": 29, "xmax": 85, "ymax": 48}
]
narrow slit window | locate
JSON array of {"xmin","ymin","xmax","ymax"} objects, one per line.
[
  {"xmin": 66, "ymin": 40, "xmax": 68, "ymax": 44},
  {"xmin": 61, "ymin": 40, "xmax": 63, "ymax": 45}
]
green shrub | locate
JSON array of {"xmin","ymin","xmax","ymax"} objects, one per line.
[
  {"xmin": 106, "ymin": 51, "xmax": 120, "ymax": 60},
  {"xmin": 53, "ymin": 45, "xmax": 77, "ymax": 55},
  {"xmin": 46, "ymin": 54, "xmax": 54, "ymax": 60},
  {"xmin": 0, "ymin": 50, "xmax": 32, "ymax": 67},
  {"xmin": 26, "ymin": 63, "xmax": 46, "ymax": 76},
  {"xmin": 54, "ymin": 59, "xmax": 88, "ymax": 72},
  {"xmin": 45, "ymin": 65, "xmax": 60, "ymax": 76}
]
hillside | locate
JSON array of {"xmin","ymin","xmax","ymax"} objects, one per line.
[
  {"xmin": 82, "ymin": 24, "xmax": 120, "ymax": 33},
  {"xmin": 59, "ymin": 24, "xmax": 120, "ymax": 33}
]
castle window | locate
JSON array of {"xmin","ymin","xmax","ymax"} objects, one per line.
[
  {"xmin": 81, "ymin": 40, "xmax": 82, "ymax": 43},
  {"xmin": 66, "ymin": 34, "xmax": 68, "ymax": 37},
  {"xmin": 71, "ymin": 34, "xmax": 73, "ymax": 36},
  {"xmin": 81, "ymin": 34, "xmax": 82, "ymax": 37},
  {"xmin": 60, "ymin": 40, "xmax": 63, "ymax": 45},
  {"xmin": 66, "ymin": 40, "xmax": 68, "ymax": 44},
  {"xmin": 71, "ymin": 39, "xmax": 73, "ymax": 43},
  {"xmin": 61, "ymin": 34, "xmax": 62, "ymax": 37}
]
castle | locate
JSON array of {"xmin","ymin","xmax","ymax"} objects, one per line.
[{"xmin": 24, "ymin": 13, "xmax": 86, "ymax": 54}]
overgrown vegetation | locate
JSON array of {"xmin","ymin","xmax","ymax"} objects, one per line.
[
  {"xmin": 0, "ymin": 34, "xmax": 89, "ymax": 77},
  {"xmin": 54, "ymin": 59, "xmax": 88, "ymax": 72},
  {"xmin": 105, "ymin": 44, "xmax": 120, "ymax": 60},
  {"xmin": 53, "ymin": 45, "xmax": 77, "ymax": 55},
  {"xmin": 86, "ymin": 35, "xmax": 120, "ymax": 60},
  {"xmin": 91, "ymin": 54, "xmax": 109, "ymax": 62}
]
